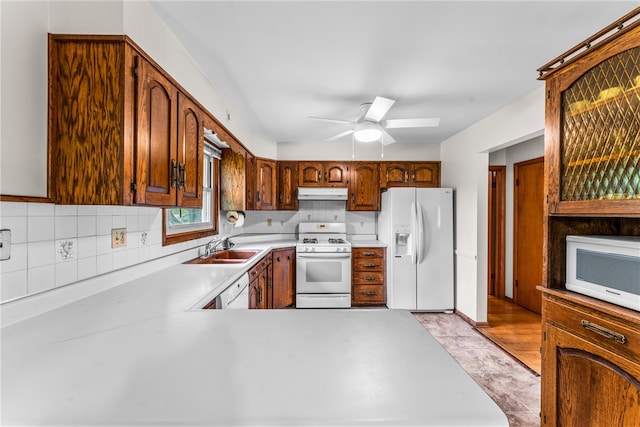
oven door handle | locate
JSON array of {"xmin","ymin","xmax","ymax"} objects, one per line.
[{"xmin": 296, "ymin": 253, "xmax": 352, "ymax": 259}]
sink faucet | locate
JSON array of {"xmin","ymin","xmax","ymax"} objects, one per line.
[{"xmin": 203, "ymin": 237, "xmax": 234, "ymax": 257}]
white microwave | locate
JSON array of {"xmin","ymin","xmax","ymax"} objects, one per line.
[{"xmin": 566, "ymin": 235, "xmax": 640, "ymax": 312}]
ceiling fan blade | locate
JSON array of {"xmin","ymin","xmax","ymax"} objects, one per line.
[
  {"xmin": 324, "ymin": 129, "xmax": 354, "ymax": 142},
  {"xmin": 380, "ymin": 128, "xmax": 396, "ymax": 146},
  {"xmin": 308, "ymin": 116, "xmax": 356, "ymax": 125},
  {"xmin": 383, "ymin": 118, "xmax": 440, "ymax": 128},
  {"xmin": 364, "ymin": 96, "xmax": 396, "ymax": 122}
]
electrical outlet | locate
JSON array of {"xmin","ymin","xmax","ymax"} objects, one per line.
[
  {"xmin": 111, "ymin": 228, "xmax": 127, "ymax": 248},
  {"xmin": 0, "ymin": 229, "xmax": 11, "ymax": 261},
  {"xmin": 267, "ymin": 219, "xmax": 272, "ymax": 227}
]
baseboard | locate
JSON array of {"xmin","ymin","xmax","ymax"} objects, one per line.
[{"xmin": 454, "ymin": 309, "xmax": 489, "ymax": 328}]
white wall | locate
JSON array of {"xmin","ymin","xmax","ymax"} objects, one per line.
[
  {"xmin": 440, "ymin": 87, "xmax": 545, "ymax": 322},
  {"xmin": 277, "ymin": 141, "xmax": 440, "ymax": 161},
  {"xmin": 0, "ymin": 0, "xmax": 275, "ymax": 198},
  {"xmin": 489, "ymin": 135, "xmax": 544, "ymax": 299}
]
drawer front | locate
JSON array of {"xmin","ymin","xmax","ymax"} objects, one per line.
[
  {"xmin": 353, "ymin": 248, "xmax": 385, "ymax": 259},
  {"xmin": 353, "ymin": 285, "xmax": 385, "ymax": 305},
  {"xmin": 353, "ymin": 257, "xmax": 384, "ymax": 271},
  {"xmin": 353, "ymin": 271, "xmax": 384, "ymax": 285},
  {"xmin": 545, "ymin": 297, "xmax": 640, "ymax": 362}
]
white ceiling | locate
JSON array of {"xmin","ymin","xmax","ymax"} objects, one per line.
[{"xmin": 149, "ymin": 1, "xmax": 638, "ymax": 145}]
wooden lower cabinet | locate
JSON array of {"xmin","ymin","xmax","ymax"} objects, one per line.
[
  {"xmin": 541, "ymin": 290, "xmax": 640, "ymax": 426},
  {"xmin": 271, "ymin": 247, "xmax": 295, "ymax": 309},
  {"xmin": 248, "ymin": 253, "xmax": 271, "ymax": 309},
  {"xmin": 351, "ymin": 247, "xmax": 386, "ymax": 306},
  {"xmin": 249, "ymin": 248, "xmax": 295, "ymax": 309}
]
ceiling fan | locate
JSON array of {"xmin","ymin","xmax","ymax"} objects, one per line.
[{"xmin": 309, "ymin": 96, "xmax": 440, "ymax": 145}]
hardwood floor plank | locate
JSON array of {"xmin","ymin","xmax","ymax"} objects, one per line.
[{"xmin": 477, "ymin": 296, "xmax": 542, "ymax": 374}]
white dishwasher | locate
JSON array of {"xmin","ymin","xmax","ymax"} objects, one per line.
[{"xmin": 216, "ymin": 273, "xmax": 250, "ymax": 309}]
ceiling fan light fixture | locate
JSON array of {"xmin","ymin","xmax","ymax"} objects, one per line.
[{"xmin": 353, "ymin": 121, "xmax": 382, "ymax": 143}]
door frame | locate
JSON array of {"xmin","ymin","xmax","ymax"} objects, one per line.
[{"xmin": 488, "ymin": 166, "xmax": 506, "ymax": 299}]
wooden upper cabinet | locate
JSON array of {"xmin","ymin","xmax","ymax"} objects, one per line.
[
  {"xmin": 246, "ymin": 153, "xmax": 256, "ymax": 211},
  {"xmin": 349, "ymin": 162, "xmax": 380, "ymax": 211},
  {"xmin": 538, "ymin": 16, "xmax": 640, "ymax": 216},
  {"xmin": 256, "ymin": 158, "xmax": 277, "ymax": 210},
  {"xmin": 277, "ymin": 161, "xmax": 298, "ymax": 210},
  {"xmin": 48, "ymin": 34, "xmax": 205, "ymax": 208},
  {"xmin": 176, "ymin": 93, "xmax": 204, "ymax": 208},
  {"xmin": 220, "ymin": 141, "xmax": 248, "ymax": 211},
  {"xmin": 381, "ymin": 162, "xmax": 441, "ymax": 188},
  {"xmin": 298, "ymin": 161, "xmax": 348, "ymax": 187}
]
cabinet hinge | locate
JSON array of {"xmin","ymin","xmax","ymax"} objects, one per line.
[
  {"xmin": 515, "ymin": 279, "xmax": 518, "ymax": 287},
  {"xmin": 130, "ymin": 181, "xmax": 137, "ymax": 192},
  {"xmin": 547, "ymin": 90, "xmax": 551, "ymax": 99},
  {"xmin": 543, "ymin": 331, "xmax": 546, "ymax": 340},
  {"xmin": 515, "ymin": 178, "xmax": 519, "ymax": 186},
  {"xmin": 132, "ymin": 66, "xmax": 139, "ymax": 78}
]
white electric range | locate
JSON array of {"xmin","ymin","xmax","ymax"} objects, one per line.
[{"xmin": 296, "ymin": 222, "xmax": 352, "ymax": 308}]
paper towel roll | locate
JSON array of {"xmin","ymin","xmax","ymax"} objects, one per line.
[{"xmin": 235, "ymin": 211, "xmax": 245, "ymax": 227}]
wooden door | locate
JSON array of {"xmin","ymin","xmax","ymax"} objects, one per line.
[
  {"xmin": 349, "ymin": 162, "xmax": 380, "ymax": 211},
  {"xmin": 488, "ymin": 166, "xmax": 506, "ymax": 299},
  {"xmin": 410, "ymin": 162, "xmax": 440, "ymax": 187},
  {"xmin": 324, "ymin": 162, "xmax": 349, "ymax": 187},
  {"xmin": 176, "ymin": 92, "xmax": 203, "ymax": 208},
  {"xmin": 272, "ymin": 248, "xmax": 295, "ymax": 309},
  {"xmin": 277, "ymin": 161, "xmax": 298, "ymax": 210},
  {"xmin": 298, "ymin": 162, "xmax": 323, "ymax": 187},
  {"xmin": 135, "ymin": 58, "xmax": 178, "ymax": 206},
  {"xmin": 256, "ymin": 158, "xmax": 276, "ymax": 210},
  {"xmin": 381, "ymin": 162, "xmax": 409, "ymax": 188},
  {"xmin": 514, "ymin": 157, "xmax": 544, "ymax": 314}
]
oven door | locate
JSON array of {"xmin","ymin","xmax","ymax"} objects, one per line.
[{"xmin": 296, "ymin": 252, "xmax": 351, "ymax": 294}]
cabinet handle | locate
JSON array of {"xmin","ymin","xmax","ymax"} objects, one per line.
[
  {"xmin": 178, "ymin": 163, "xmax": 186, "ymax": 189},
  {"xmin": 277, "ymin": 257, "xmax": 281, "ymax": 262},
  {"xmin": 279, "ymin": 192, "xmax": 283, "ymax": 203},
  {"xmin": 171, "ymin": 159, "xmax": 178, "ymax": 188},
  {"xmin": 256, "ymin": 191, "xmax": 260, "ymax": 202},
  {"xmin": 363, "ymin": 276, "xmax": 377, "ymax": 281},
  {"xmin": 404, "ymin": 171, "xmax": 408, "ymax": 183},
  {"xmin": 352, "ymin": 193, "xmax": 355, "ymax": 204},
  {"xmin": 581, "ymin": 320, "xmax": 626, "ymax": 344},
  {"xmin": 363, "ymin": 263, "xmax": 377, "ymax": 268},
  {"xmin": 362, "ymin": 252, "xmax": 376, "ymax": 256},
  {"xmin": 317, "ymin": 171, "xmax": 321, "ymax": 182},
  {"xmin": 362, "ymin": 291, "xmax": 376, "ymax": 296},
  {"xmin": 325, "ymin": 172, "xmax": 328, "ymax": 181},
  {"xmin": 411, "ymin": 171, "xmax": 415, "ymax": 182}
]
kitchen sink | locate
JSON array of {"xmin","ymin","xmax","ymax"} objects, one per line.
[{"xmin": 184, "ymin": 249, "xmax": 260, "ymax": 265}]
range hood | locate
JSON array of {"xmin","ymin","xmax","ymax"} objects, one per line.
[{"xmin": 298, "ymin": 187, "xmax": 348, "ymax": 201}]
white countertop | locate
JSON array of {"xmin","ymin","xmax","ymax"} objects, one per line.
[{"xmin": 1, "ymin": 237, "xmax": 507, "ymax": 426}]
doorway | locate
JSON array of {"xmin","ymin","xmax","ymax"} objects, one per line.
[
  {"xmin": 513, "ymin": 157, "xmax": 544, "ymax": 315},
  {"xmin": 487, "ymin": 166, "xmax": 506, "ymax": 299}
]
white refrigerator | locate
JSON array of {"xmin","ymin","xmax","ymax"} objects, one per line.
[{"xmin": 378, "ymin": 187, "xmax": 454, "ymax": 311}]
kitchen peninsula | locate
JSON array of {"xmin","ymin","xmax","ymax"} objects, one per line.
[{"xmin": 2, "ymin": 238, "xmax": 508, "ymax": 426}]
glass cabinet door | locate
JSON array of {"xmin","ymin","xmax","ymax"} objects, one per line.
[{"xmin": 560, "ymin": 47, "xmax": 640, "ymax": 202}]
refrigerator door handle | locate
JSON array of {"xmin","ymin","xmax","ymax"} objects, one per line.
[
  {"xmin": 417, "ymin": 201, "xmax": 425, "ymax": 264},
  {"xmin": 410, "ymin": 201, "xmax": 417, "ymax": 265}
]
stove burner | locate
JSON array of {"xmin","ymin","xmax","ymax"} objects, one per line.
[
  {"xmin": 303, "ymin": 238, "xmax": 318, "ymax": 244},
  {"xmin": 328, "ymin": 238, "xmax": 346, "ymax": 244}
]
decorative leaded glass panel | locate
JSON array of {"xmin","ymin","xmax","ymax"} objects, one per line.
[{"xmin": 561, "ymin": 47, "xmax": 640, "ymax": 201}]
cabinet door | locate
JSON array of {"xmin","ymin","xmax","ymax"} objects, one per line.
[
  {"xmin": 277, "ymin": 161, "xmax": 298, "ymax": 210},
  {"xmin": 246, "ymin": 153, "xmax": 256, "ymax": 210},
  {"xmin": 349, "ymin": 162, "xmax": 380, "ymax": 211},
  {"xmin": 135, "ymin": 58, "xmax": 178, "ymax": 206},
  {"xmin": 256, "ymin": 158, "xmax": 277, "ymax": 210},
  {"xmin": 299, "ymin": 162, "xmax": 324, "ymax": 187},
  {"xmin": 381, "ymin": 162, "xmax": 409, "ymax": 188},
  {"xmin": 271, "ymin": 248, "xmax": 295, "ymax": 309},
  {"xmin": 324, "ymin": 162, "xmax": 349, "ymax": 187},
  {"xmin": 220, "ymin": 143, "xmax": 247, "ymax": 211},
  {"xmin": 410, "ymin": 162, "xmax": 440, "ymax": 187},
  {"xmin": 542, "ymin": 323, "xmax": 640, "ymax": 426},
  {"xmin": 176, "ymin": 92, "xmax": 204, "ymax": 208}
]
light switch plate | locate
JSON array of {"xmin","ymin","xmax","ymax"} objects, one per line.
[
  {"xmin": 111, "ymin": 228, "xmax": 127, "ymax": 248},
  {"xmin": 0, "ymin": 229, "xmax": 11, "ymax": 260}
]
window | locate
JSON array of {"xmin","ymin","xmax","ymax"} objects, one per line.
[{"xmin": 162, "ymin": 144, "xmax": 219, "ymax": 245}]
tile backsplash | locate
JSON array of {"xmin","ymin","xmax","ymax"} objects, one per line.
[{"xmin": 0, "ymin": 200, "xmax": 377, "ymax": 304}]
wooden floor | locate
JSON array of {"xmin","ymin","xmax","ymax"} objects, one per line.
[{"xmin": 477, "ymin": 296, "xmax": 542, "ymax": 375}]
